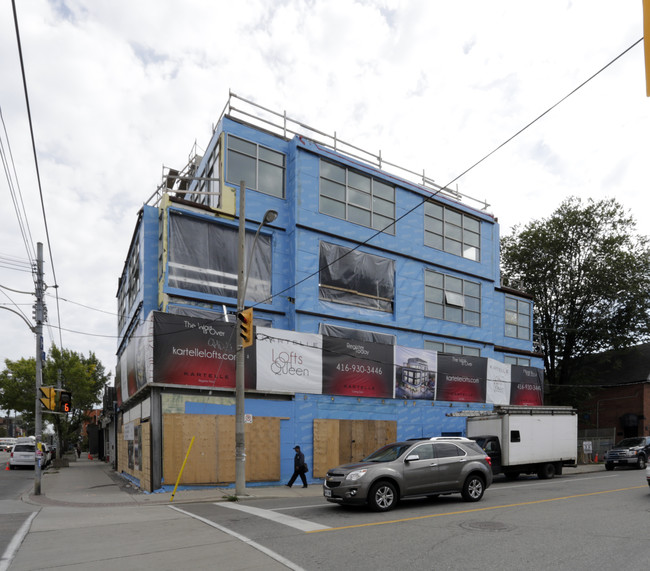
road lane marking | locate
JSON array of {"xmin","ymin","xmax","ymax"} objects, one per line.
[
  {"xmin": 307, "ymin": 485, "xmax": 646, "ymax": 533},
  {"xmin": 0, "ymin": 511, "xmax": 39, "ymax": 571},
  {"xmin": 169, "ymin": 505, "xmax": 305, "ymax": 571},
  {"xmin": 215, "ymin": 502, "xmax": 331, "ymax": 531}
]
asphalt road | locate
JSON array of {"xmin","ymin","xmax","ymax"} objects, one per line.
[
  {"xmin": 0, "ymin": 451, "xmax": 40, "ymax": 562},
  {"xmin": 174, "ymin": 468, "xmax": 649, "ymax": 570}
]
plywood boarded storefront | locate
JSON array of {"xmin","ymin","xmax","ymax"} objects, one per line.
[
  {"xmin": 312, "ymin": 419, "xmax": 396, "ymax": 478},
  {"xmin": 162, "ymin": 413, "xmax": 281, "ymax": 485}
]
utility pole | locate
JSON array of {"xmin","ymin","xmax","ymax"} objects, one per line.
[
  {"xmin": 235, "ymin": 181, "xmax": 246, "ymax": 496},
  {"xmin": 33, "ymin": 242, "xmax": 44, "ymax": 495}
]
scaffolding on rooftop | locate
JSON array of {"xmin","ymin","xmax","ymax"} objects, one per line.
[{"xmin": 149, "ymin": 90, "xmax": 492, "ymax": 214}]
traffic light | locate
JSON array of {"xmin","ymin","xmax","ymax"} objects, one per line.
[
  {"xmin": 39, "ymin": 386, "xmax": 56, "ymax": 411},
  {"xmin": 237, "ymin": 308, "xmax": 254, "ymax": 348},
  {"xmin": 59, "ymin": 390, "xmax": 72, "ymax": 413}
]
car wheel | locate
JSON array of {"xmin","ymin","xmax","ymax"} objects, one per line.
[
  {"xmin": 637, "ymin": 456, "xmax": 647, "ymax": 470},
  {"xmin": 461, "ymin": 474, "xmax": 485, "ymax": 502},
  {"xmin": 368, "ymin": 481, "xmax": 397, "ymax": 512},
  {"xmin": 605, "ymin": 462, "xmax": 614, "ymax": 471},
  {"xmin": 537, "ymin": 462, "xmax": 556, "ymax": 480}
]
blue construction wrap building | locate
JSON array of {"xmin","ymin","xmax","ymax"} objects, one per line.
[{"xmin": 105, "ymin": 94, "xmax": 543, "ymax": 492}]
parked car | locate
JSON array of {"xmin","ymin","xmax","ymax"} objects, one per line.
[
  {"xmin": 0, "ymin": 438, "xmax": 17, "ymax": 452},
  {"xmin": 604, "ymin": 436, "xmax": 650, "ymax": 470},
  {"xmin": 9, "ymin": 442, "xmax": 35, "ymax": 469},
  {"xmin": 646, "ymin": 464, "xmax": 650, "ymax": 488},
  {"xmin": 323, "ymin": 436, "xmax": 493, "ymax": 512}
]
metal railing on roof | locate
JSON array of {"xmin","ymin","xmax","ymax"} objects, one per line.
[{"xmin": 149, "ymin": 90, "xmax": 492, "ymax": 213}]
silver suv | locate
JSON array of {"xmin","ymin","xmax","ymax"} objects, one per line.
[{"xmin": 323, "ymin": 437, "xmax": 493, "ymax": 511}]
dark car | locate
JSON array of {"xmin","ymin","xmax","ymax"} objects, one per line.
[
  {"xmin": 323, "ymin": 436, "xmax": 493, "ymax": 512},
  {"xmin": 604, "ymin": 436, "xmax": 650, "ymax": 470}
]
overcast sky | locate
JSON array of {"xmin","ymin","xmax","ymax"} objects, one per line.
[{"xmin": 0, "ymin": 1, "xmax": 648, "ymax": 381}]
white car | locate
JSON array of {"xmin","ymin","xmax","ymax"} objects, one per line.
[
  {"xmin": 9, "ymin": 442, "xmax": 35, "ymax": 469},
  {"xmin": 646, "ymin": 464, "xmax": 650, "ymax": 489}
]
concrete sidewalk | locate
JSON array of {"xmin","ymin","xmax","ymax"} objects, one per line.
[
  {"xmin": 6, "ymin": 456, "xmax": 321, "ymax": 571},
  {"xmin": 6, "ymin": 458, "xmax": 606, "ymax": 570},
  {"xmin": 24, "ymin": 454, "xmax": 321, "ymax": 507}
]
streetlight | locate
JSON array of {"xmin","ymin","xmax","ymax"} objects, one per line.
[{"xmin": 235, "ymin": 179, "xmax": 277, "ymax": 495}]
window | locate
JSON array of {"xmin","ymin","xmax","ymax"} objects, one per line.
[
  {"xmin": 424, "ymin": 202, "xmax": 480, "ymax": 261},
  {"xmin": 424, "ymin": 340, "xmax": 480, "ymax": 357},
  {"xmin": 425, "ymin": 270, "xmax": 480, "ymax": 326},
  {"xmin": 505, "ymin": 297, "xmax": 531, "ymax": 340},
  {"xmin": 118, "ymin": 242, "xmax": 140, "ymax": 332},
  {"xmin": 168, "ymin": 212, "xmax": 272, "ymax": 303},
  {"xmin": 195, "ymin": 143, "xmax": 220, "ymax": 208},
  {"xmin": 319, "ymin": 160, "xmax": 395, "ymax": 233},
  {"xmin": 319, "ymin": 241, "xmax": 395, "ymax": 312},
  {"xmin": 412, "ymin": 443, "xmax": 434, "ymax": 460},
  {"xmin": 226, "ymin": 135, "xmax": 285, "ymax": 198},
  {"xmin": 433, "ymin": 443, "xmax": 465, "ymax": 458},
  {"xmin": 504, "ymin": 355, "xmax": 531, "ymax": 366}
]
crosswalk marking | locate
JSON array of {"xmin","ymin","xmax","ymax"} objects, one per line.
[{"xmin": 215, "ymin": 502, "xmax": 331, "ymax": 532}]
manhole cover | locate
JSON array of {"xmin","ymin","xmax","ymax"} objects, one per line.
[{"xmin": 460, "ymin": 520, "xmax": 513, "ymax": 532}]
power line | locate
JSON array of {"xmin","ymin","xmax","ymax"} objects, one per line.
[
  {"xmin": 255, "ymin": 37, "xmax": 645, "ymax": 309},
  {"xmin": 11, "ymin": 0, "xmax": 63, "ymax": 351}
]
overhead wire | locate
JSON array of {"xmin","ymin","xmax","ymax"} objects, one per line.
[
  {"xmin": 11, "ymin": 0, "xmax": 63, "ymax": 350},
  {"xmin": 254, "ymin": 37, "xmax": 645, "ymax": 310},
  {"xmin": 0, "ymin": 108, "xmax": 36, "ymax": 266}
]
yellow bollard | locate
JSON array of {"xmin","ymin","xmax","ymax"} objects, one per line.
[{"xmin": 170, "ymin": 436, "xmax": 195, "ymax": 502}]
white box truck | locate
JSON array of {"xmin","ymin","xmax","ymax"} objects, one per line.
[{"xmin": 466, "ymin": 405, "xmax": 577, "ymax": 480}]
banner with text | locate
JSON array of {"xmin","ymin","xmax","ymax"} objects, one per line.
[
  {"xmin": 256, "ymin": 327, "xmax": 323, "ymax": 394},
  {"xmin": 436, "ymin": 354, "xmax": 487, "ymax": 403},
  {"xmin": 509, "ymin": 365, "xmax": 544, "ymax": 406},
  {"xmin": 153, "ymin": 312, "xmax": 255, "ymax": 389},
  {"xmin": 322, "ymin": 336, "xmax": 394, "ymax": 398}
]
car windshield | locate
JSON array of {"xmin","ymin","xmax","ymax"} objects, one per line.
[
  {"xmin": 616, "ymin": 438, "xmax": 645, "ymax": 447},
  {"xmin": 363, "ymin": 443, "xmax": 412, "ymax": 462},
  {"xmin": 13, "ymin": 444, "xmax": 35, "ymax": 452}
]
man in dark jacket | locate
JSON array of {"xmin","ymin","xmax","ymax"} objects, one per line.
[{"xmin": 286, "ymin": 445, "xmax": 308, "ymax": 488}]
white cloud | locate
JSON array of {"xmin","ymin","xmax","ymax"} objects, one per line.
[{"xmin": 1, "ymin": 0, "xmax": 648, "ymax": 376}]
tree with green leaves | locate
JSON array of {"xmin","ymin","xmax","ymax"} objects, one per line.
[
  {"xmin": 0, "ymin": 346, "xmax": 110, "ymax": 457},
  {"xmin": 501, "ymin": 197, "xmax": 650, "ymax": 404}
]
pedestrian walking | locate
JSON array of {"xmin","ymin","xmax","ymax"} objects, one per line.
[
  {"xmin": 285, "ymin": 445, "xmax": 308, "ymax": 488},
  {"xmin": 76, "ymin": 444, "xmax": 81, "ymax": 459}
]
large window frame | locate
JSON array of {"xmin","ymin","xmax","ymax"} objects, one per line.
[
  {"xmin": 226, "ymin": 135, "xmax": 285, "ymax": 198},
  {"xmin": 319, "ymin": 241, "xmax": 395, "ymax": 312},
  {"xmin": 167, "ymin": 212, "xmax": 272, "ymax": 303},
  {"xmin": 505, "ymin": 296, "xmax": 531, "ymax": 340},
  {"xmin": 424, "ymin": 270, "xmax": 481, "ymax": 326},
  {"xmin": 424, "ymin": 340, "xmax": 480, "ymax": 357},
  {"xmin": 319, "ymin": 160, "xmax": 395, "ymax": 234},
  {"xmin": 118, "ymin": 241, "xmax": 140, "ymax": 332},
  {"xmin": 424, "ymin": 201, "xmax": 480, "ymax": 261},
  {"xmin": 504, "ymin": 355, "xmax": 531, "ymax": 366}
]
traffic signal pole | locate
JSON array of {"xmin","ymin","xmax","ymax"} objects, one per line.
[
  {"xmin": 235, "ymin": 181, "xmax": 246, "ymax": 496},
  {"xmin": 34, "ymin": 242, "xmax": 44, "ymax": 495}
]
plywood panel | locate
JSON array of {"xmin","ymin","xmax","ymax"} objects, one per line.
[
  {"xmin": 314, "ymin": 419, "xmax": 397, "ymax": 478},
  {"xmin": 313, "ymin": 419, "xmax": 340, "ymax": 478},
  {"xmin": 216, "ymin": 415, "xmax": 281, "ymax": 483},
  {"xmin": 162, "ymin": 413, "xmax": 218, "ymax": 485}
]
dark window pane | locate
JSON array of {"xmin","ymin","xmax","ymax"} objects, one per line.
[{"xmin": 227, "ymin": 151, "xmax": 256, "ymax": 187}]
